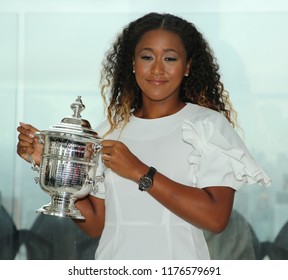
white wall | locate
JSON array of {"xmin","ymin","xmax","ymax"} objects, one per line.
[{"xmin": 1, "ymin": 0, "xmax": 288, "ymax": 245}]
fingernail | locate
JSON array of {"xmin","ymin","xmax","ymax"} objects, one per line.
[{"xmin": 28, "ymin": 132, "xmax": 34, "ymax": 138}]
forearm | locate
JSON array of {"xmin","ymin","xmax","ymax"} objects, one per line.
[
  {"xmin": 147, "ymin": 172, "xmax": 235, "ymax": 233},
  {"xmin": 73, "ymin": 195, "xmax": 105, "ymax": 238}
]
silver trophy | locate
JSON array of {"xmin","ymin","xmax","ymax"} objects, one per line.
[{"xmin": 28, "ymin": 96, "xmax": 103, "ymax": 219}]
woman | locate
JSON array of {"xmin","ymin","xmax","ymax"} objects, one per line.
[{"xmin": 17, "ymin": 12, "xmax": 270, "ymax": 259}]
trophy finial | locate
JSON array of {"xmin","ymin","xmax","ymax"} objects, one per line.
[{"xmin": 70, "ymin": 96, "xmax": 85, "ymax": 118}]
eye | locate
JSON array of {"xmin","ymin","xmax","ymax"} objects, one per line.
[
  {"xmin": 165, "ymin": 57, "xmax": 177, "ymax": 62},
  {"xmin": 141, "ymin": 55, "xmax": 153, "ymax": 60}
]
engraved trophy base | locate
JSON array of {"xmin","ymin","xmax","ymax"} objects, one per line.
[{"xmin": 36, "ymin": 193, "xmax": 85, "ymax": 220}]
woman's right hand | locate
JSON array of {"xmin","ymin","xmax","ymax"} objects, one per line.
[{"xmin": 16, "ymin": 122, "xmax": 43, "ymax": 166}]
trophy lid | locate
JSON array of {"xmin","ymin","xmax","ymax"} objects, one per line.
[{"xmin": 40, "ymin": 96, "xmax": 101, "ymax": 140}]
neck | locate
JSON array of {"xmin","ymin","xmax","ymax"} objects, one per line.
[{"xmin": 134, "ymin": 101, "xmax": 186, "ymax": 119}]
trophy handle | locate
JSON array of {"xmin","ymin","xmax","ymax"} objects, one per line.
[
  {"xmin": 26, "ymin": 153, "xmax": 40, "ymax": 184},
  {"xmin": 35, "ymin": 131, "xmax": 45, "ymax": 144},
  {"xmin": 80, "ymin": 166, "xmax": 106, "ymax": 197},
  {"xmin": 92, "ymin": 142, "xmax": 102, "ymax": 155},
  {"xmin": 26, "ymin": 131, "xmax": 44, "ymax": 184}
]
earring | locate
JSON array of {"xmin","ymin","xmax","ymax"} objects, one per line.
[
  {"xmin": 133, "ymin": 69, "xmax": 135, "ymax": 73},
  {"xmin": 184, "ymin": 73, "xmax": 189, "ymax": 77}
]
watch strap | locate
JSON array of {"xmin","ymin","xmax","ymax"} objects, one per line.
[{"xmin": 146, "ymin": 166, "xmax": 157, "ymax": 179}]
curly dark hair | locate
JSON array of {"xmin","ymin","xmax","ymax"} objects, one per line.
[{"xmin": 100, "ymin": 12, "xmax": 237, "ymax": 134}]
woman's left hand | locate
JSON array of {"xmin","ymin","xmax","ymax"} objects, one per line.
[{"xmin": 101, "ymin": 139, "xmax": 148, "ymax": 182}]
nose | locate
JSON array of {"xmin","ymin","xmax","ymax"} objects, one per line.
[{"xmin": 151, "ymin": 59, "xmax": 164, "ymax": 75}]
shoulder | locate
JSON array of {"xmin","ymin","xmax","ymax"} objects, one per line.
[
  {"xmin": 184, "ymin": 103, "xmax": 231, "ymax": 129},
  {"xmin": 183, "ymin": 103, "xmax": 240, "ymax": 143}
]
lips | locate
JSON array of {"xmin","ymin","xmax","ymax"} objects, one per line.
[{"xmin": 147, "ymin": 79, "xmax": 167, "ymax": 85}]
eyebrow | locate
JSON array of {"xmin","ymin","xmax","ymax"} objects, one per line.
[{"xmin": 140, "ymin": 47, "xmax": 179, "ymax": 54}]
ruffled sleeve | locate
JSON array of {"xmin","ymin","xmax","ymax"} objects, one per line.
[{"xmin": 182, "ymin": 115, "xmax": 271, "ymax": 190}]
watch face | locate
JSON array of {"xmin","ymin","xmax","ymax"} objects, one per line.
[{"xmin": 139, "ymin": 176, "xmax": 152, "ymax": 191}]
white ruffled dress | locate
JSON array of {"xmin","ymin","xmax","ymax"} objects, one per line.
[{"xmin": 92, "ymin": 103, "xmax": 271, "ymax": 260}]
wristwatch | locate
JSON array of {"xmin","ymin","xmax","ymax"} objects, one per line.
[{"xmin": 138, "ymin": 167, "xmax": 157, "ymax": 191}]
